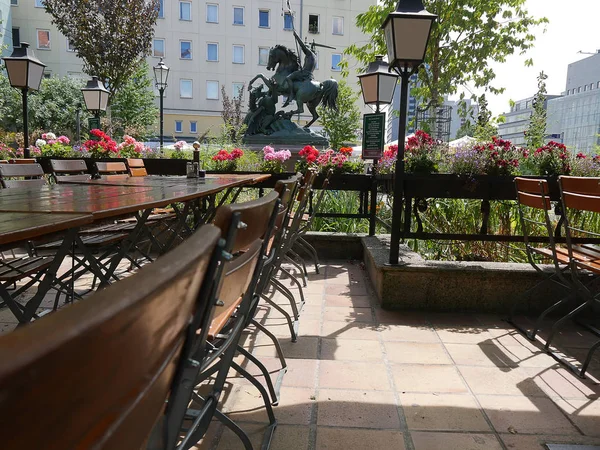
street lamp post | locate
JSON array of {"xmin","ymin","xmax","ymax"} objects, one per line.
[
  {"xmin": 2, "ymin": 43, "xmax": 46, "ymax": 158},
  {"xmin": 81, "ymin": 76, "xmax": 109, "ymax": 131},
  {"xmin": 358, "ymin": 55, "xmax": 398, "ymax": 236},
  {"xmin": 382, "ymin": 0, "xmax": 437, "ymax": 265},
  {"xmin": 153, "ymin": 58, "xmax": 170, "ymax": 150}
]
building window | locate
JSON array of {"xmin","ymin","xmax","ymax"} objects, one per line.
[
  {"xmin": 591, "ymin": 83, "xmax": 595, "ymax": 90},
  {"xmin": 157, "ymin": 0, "xmax": 164, "ymax": 18},
  {"xmin": 179, "ymin": 1, "xmax": 191, "ymax": 21},
  {"xmin": 36, "ymin": 29, "xmax": 51, "ymax": 50},
  {"xmin": 153, "ymin": 38, "xmax": 165, "ymax": 57},
  {"xmin": 10, "ymin": 0, "xmax": 18, "ymax": 6},
  {"xmin": 180, "ymin": 41, "xmax": 192, "ymax": 59},
  {"xmin": 232, "ymin": 82, "xmax": 244, "ymax": 98},
  {"xmin": 584, "ymin": 85, "xmax": 588, "ymax": 92},
  {"xmin": 175, "ymin": 120, "xmax": 183, "ymax": 133},
  {"xmin": 259, "ymin": 9, "xmax": 270, "ymax": 28},
  {"xmin": 190, "ymin": 121, "xmax": 197, "ymax": 133},
  {"xmin": 578, "ymin": 87, "xmax": 582, "ymax": 93},
  {"xmin": 34, "ymin": 0, "xmax": 44, "ymax": 7},
  {"xmin": 233, "ymin": 45, "xmax": 244, "ymax": 64},
  {"xmin": 331, "ymin": 53, "xmax": 342, "ymax": 71},
  {"xmin": 308, "ymin": 14, "xmax": 319, "ymax": 34},
  {"xmin": 180, "ymin": 79, "xmax": 193, "ymax": 98},
  {"xmin": 206, "ymin": 3, "xmax": 218, "ymax": 23},
  {"xmin": 332, "ymin": 16, "xmax": 343, "ymax": 35},
  {"xmin": 207, "ymin": 43, "xmax": 218, "ymax": 61},
  {"xmin": 206, "ymin": 80, "xmax": 219, "ymax": 100},
  {"xmin": 43, "ymin": 71, "xmax": 51, "ymax": 79},
  {"xmin": 66, "ymin": 39, "xmax": 75, "ymax": 52},
  {"xmin": 598, "ymin": 82, "xmax": 600, "ymax": 89},
  {"xmin": 11, "ymin": 28, "xmax": 20, "ymax": 47},
  {"xmin": 284, "ymin": 12, "xmax": 293, "ymax": 30},
  {"xmin": 259, "ymin": 47, "xmax": 269, "ymax": 66},
  {"xmin": 233, "ymin": 7, "xmax": 244, "ymax": 25}
]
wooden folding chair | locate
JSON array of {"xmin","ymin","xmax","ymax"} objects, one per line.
[
  {"xmin": 167, "ymin": 191, "xmax": 281, "ymax": 450},
  {"xmin": 543, "ymin": 176, "xmax": 600, "ymax": 377},
  {"xmin": 0, "ymin": 224, "xmax": 223, "ymax": 450},
  {"xmin": 0, "ymin": 163, "xmax": 47, "ymax": 188},
  {"xmin": 50, "ymin": 159, "xmax": 91, "ymax": 183},
  {"xmin": 507, "ymin": 177, "xmax": 576, "ymax": 339},
  {"xmin": 127, "ymin": 158, "xmax": 148, "ymax": 177}
]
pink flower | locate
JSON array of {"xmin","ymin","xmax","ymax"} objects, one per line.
[
  {"xmin": 57, "ymin": 136, "xmax": 70, "ymax": 145},
  {"xmin": 263, "ymin": 145, "xmax": 275, "ymax": 155}
]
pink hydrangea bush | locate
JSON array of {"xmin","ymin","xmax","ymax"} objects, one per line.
[{"xmin": 261, "ymin": 145, "xmax": 291, "ymax": 173}]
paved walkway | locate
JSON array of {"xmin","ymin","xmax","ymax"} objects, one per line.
[
  {"xmin": 1, "ymin": 259, "xmax": 600, "ymax": 449},
  {"xmin": 197, "ymin": 261, "xmax": 600, "ymax": 450}
]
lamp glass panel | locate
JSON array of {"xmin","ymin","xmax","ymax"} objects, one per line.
[
  {"xmin": 27, "ymin": 62, "xmax": 45, "ymax": 90},
  {"xmin": 384, "ymin": 21, "xmax": 395, "ymax": 63},
  {"xmin": 83, "ymin": 90, "xmax": 100, "ymax": 110},
  {"xmin": 5, "ymin": 59, "xmax": 27, "ymax": 88},
  {"xmin": 360, "ymin": 74, "xmax": 378, "ymax": 104},
  {"xmin": 392, "ymin": 16, "xmax": 432, "ymax": 62},
  {"xmin": 378, "ymin": 74, "xmax": 397, "ymax": 104},
  {"xmin": 99, "ymin": 91, "xmax": 109, "ymax": 111}
]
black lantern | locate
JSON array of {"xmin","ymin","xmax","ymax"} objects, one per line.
[
  {"xmin": 2, "ymin": 42, "xmax": 46, "ymax": 158},
  {"xmin": 153, "ymin": 58, "xmax": 170, "ymax": 149},
  {"xmin": 382, "ymin": 0, "xmax": 437, "ymax": 265},
  {"xmin": 382, "ymin": 0, "xmax": 437, "ymax": 71},
  {"xmin": 81, "ymin": 76, "xmax": 109, "ymax": 116},
  {"xmin": 358, "ymin": 56, "xmax": 398, "ymax": 112}
]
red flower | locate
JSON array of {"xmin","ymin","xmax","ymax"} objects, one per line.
[
  {"xmin": 231, "ymin": 148, "xmax": 244, "ymax": 159},
  {"xmin": 576, "ymin": 152, "xmax": 587, "ymax": 159},
  {"xmin": 339, "ymin": 147, "xmax": 353, "ymax": 155}
]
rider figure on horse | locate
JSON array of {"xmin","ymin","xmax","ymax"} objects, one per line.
[{"xmin": 282, "ymin": 30, "xmax": 317, "ymax": 108}]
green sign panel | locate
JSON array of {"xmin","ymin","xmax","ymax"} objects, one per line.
[
  {"xmin": 88, "ymin": 117, "xmax": 100, "ymax": 135},
  {"xmin": 362, "ymin": 112, "xmax": 386, "ymax": 159}
]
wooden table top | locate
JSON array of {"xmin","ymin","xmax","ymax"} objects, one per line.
[
  {"xmin": 0, "ymin": 174, "xmax": 270, "ymax": 220},
  {"xmin": 0, "ymin": 212, "xmax": 93, "ymax": 246}
]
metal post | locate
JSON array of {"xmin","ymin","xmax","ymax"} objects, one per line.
[
  {"xmin": 75, "ymin": 103, "xmax": 81, "ymax": 145},
  {"xmin": 159, "ymin": 87, "xmax": 165, "ymax": 149},
  {"xmin": 22, "ymin": 88, "xmax": 29, "ymax": 158},
  {"xmin": 369, "ymin": 100, "xmax": 381, "ymax": 237},
  {"xmin": 388, "ymin": 68, "xmax": 411, "ymax": 265}
]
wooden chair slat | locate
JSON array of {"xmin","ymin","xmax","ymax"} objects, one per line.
[
  {"xmin": 559, "ymin": 176, "xmax": 600, "ymax": 195},
  {"xmin": 562, "ymin": 191, "xmax": 600, "ymax": 213},
  {"xmin": 50, "ymin": 159, "xmax": 88, "ymax": 174},
  {"xmin": 0, "ymin": 224, "xmax": 221, "ymax": 450},
  {"xmin": 0, "ymin": 163, "xmax": 44, "ymax": 178},
  {"xmin": 9, "ymin": 159, "xmax": 36, "ymax": 164},
  {"xmin": 518, "ymin": 191, "xmax": 551, "ymax": 210},
  {"xmin": 129, "ymin": 167, "xmax": 148, "ymax": 177},
  {"xmin": 127, "ymin": 158, "xmax": 145, "ymax": 168},
  {"xmin": 54, "ymin": 174, "xmax": 91, "ymax": 183},
  {"xmin": 96, "ymin": 161, "xmax": 128, "ymax": 174}
]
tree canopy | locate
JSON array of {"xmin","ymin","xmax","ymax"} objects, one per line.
[
  {"xmin": 318, "ymin": 80, "xmax": 361, "ymax": 150},
  {"xmin": 43, "ymin": 0, "xmax": 159, "ymax": 98},
  {"xmin": 110, "ymin": 61, "xmax": 158, "ymax": 138},
  {"xmin": 343, "ymin": 0, "xmax": 547, "ymax": 109}
]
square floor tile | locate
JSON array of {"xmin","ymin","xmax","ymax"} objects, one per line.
[
  {"xmin": 385, "ymin": 342, "xmax": 453, "ymax": 365},
  {"xmin": 324, "ymin": 295, "xmax": 373, "ymax": 308},
  {"xmin": 553, "ymin": 397, "xmax": 600, "ymax": 437},
  {"xmin": 459, "ymin": 366, "xmax": 549, "ymax": 397},
  {"xmin": 323, "ymin": 306, "xmax": 374, "ymax": 323},
  {"xmin": 319, "ymin": 360, "xmax": 391, "ymax": 390},
  {"xmin": 500, "ymin": 434, "xmax": 600, "ymax": 450},
  {"xmin": 401, "ymin": 392, "xmax": 491, "ymax": 432},
  {"xmin": 217, "ymin": 423, "xmax": 310, "ymax": 450},
  {"xmin": 253, "ymin": 336, "xmax": 319, "ymax": 360},
  {"xmin": 316, "ymin": 427, "xmax": 405, "ymax": 450},
  {"xmin": 379, "ymin": 324, "xmax": 439, "ymax": 343},
  {"xmin": 435, "ymin": 327, "xmax": 494, "ymax": 345},
  {"xmin": 526, "ymin": 366, "xmax": 600, "ymax": 400},
  {"xmin": 321, "ymin": 321, "xmax": 380, "ymax": 340},
  {"xmin": 391, "ymin": 364, "xmax": 468, "ymax": 393},
  {"xmin": 320, "ymin": 338, "xmax": 384, "ymax": 362},
  {"xmin": 317, "ymin": 389, "xmax": 400, "ymax": 429},
  {"xmin": 411, "ymin": 431, "xmax": 503, "ymax": 450},
  {"xmin": 478, "ymin": 395, "xmax": 579, "ymax": 435}
]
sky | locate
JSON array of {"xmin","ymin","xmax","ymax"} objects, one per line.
[{"xmin": 453, "ymin": 0, "xmax": 600, "ymax": 116}]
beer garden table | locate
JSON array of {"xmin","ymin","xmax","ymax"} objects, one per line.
[{"xmin": 0, "ymin": 174, "xmax": 270, "ymax": 323}]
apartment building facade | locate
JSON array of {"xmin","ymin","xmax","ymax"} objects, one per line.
[{"xmin": 6, "ymin": 0, "xmax": 375, "ymax": 140}]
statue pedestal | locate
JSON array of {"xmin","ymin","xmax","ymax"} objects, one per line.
[{"xmin": 243, "ymin": 119, "xmax": 329, "ymax": 148}]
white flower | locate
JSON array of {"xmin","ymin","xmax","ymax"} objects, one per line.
[
  {"xmin": 45, "ymin": 132, "xmax": 56, "ymax": 140},
  {"xmin": 35, "ymin": 139, "xmax": 47, "ymax": 147}
]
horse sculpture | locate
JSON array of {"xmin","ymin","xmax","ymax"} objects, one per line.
[{"xmin": 247, "ymin": 42, "xmax": 338, "ymax": 130}]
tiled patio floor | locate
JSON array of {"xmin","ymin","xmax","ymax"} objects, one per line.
[{"xmin": 2, "ymin": 259, "xmax": 600, "ymax": 449}]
